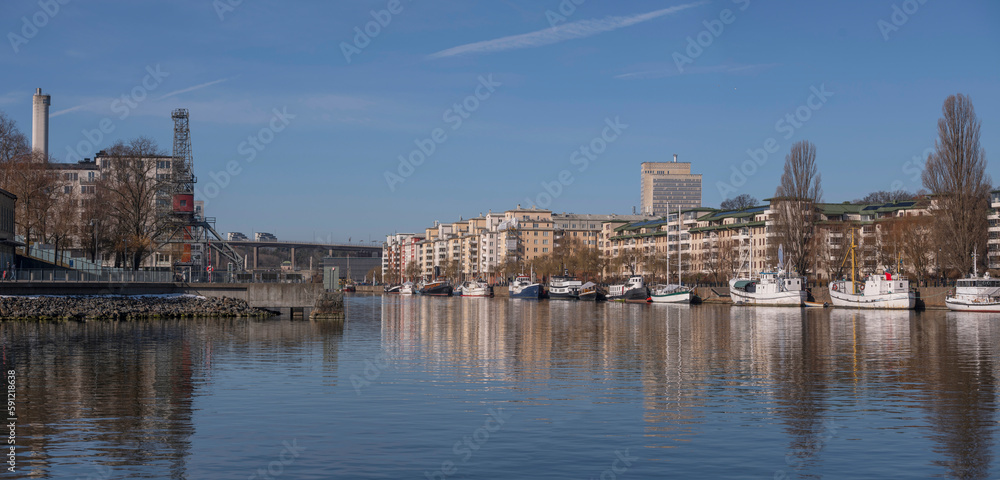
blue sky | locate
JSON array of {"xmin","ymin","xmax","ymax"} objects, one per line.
[{"xmin": 1, "ymin": 0, "xmax": 998, "ymax": 243}]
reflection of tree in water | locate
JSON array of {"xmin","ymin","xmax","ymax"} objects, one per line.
[
  {"xmin": 908, "ymin": 318, "xmax": 995, "ymax": 480},
  {"xmin": 764, "ymin": 310, "xmax": 835, "ymax": 476},
  {"xmin": 0, "ymin": 317, "xmax": 345, "ymax": 478},
  {"xmin": 1, "ymin": 320, "xmax": 198, "ymax": 478}
]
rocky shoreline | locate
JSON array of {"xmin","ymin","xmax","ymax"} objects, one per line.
[{"xmin": 0, "ymin": 295, "xmax": 277, "ymax": 321}]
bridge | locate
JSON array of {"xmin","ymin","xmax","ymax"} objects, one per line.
[{"xmin": 218, "ymin": 241, "xmax": 381, "ymax": 270}]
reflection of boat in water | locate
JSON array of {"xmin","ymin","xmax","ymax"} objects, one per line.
[{"xmin": 608, "ymin": 275, "xmax": 650, "ymax": 303}]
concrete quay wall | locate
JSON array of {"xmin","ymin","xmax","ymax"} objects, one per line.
[{"xmin": 0, "ymin": 282, "xmax": 325, "ymax": 315}]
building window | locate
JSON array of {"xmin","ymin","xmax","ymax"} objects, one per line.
[
  {"xmin": 543, "ymin": 248, "xmax": 548, "ymax": 253},
  {"xmin": 81, "ymin": 185, "xmax": 95, "ymax": 194},
  {"xmin": 63, "ymin": 185, "xmax": 72, "ymax": 194}
]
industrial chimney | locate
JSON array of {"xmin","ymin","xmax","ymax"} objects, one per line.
[
  {"xmin": 673, "ymin": 153, "xmax": 678, "ymax": 163},
  {"xmin": 32, "ymin": 88, "xmax": 50, "ymax": 160}
]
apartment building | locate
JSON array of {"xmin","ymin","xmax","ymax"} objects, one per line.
[
  {"xmin": 639, "ymin": 156, "xmax": 702, "ymax": 216},
  {"xmin": 989, "ymin": 190, "xmax": 1000, "ymax": 270}
]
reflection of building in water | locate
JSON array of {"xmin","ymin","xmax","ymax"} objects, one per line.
[{"xmin": 378, "ymin": 299, "xmax": 1000, "ymax": 473}]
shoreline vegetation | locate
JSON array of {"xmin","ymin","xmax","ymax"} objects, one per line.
[{"xmin": 0, "ymin": 294, "xmax": 276, "ymax": 321}]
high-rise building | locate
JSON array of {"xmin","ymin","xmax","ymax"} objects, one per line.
[{"xmin": 640, "ymin": 155, "xmax": 702, "ymax": 216}]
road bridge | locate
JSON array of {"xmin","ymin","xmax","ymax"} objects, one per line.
[{"xmin": 218, "ymin": 241, "xmax": 381, "ymax": 270}]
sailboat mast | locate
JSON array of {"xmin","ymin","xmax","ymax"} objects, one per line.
[
  {"xmin": 851, "ymin": 228, "xmax": 857, "ymax": 295},
  {"xmin": 677, "ymin": 205, "xmax": 682, "ymax": 285},
  {"xmin": 666, "ymin": 203, "xmax": 670, "ymax": 284}
]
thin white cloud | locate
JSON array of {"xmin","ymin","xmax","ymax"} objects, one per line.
[
  {"xmin": 615, "ymin": 63, "xmax": 778, "ymax": 79},
  {"xmin": 427, "ymin": 1, "xmax": 708, "ymax": 59},
  {"xmin": 51, "ymin": 102, "xmax": 99, "ymax": 117},
  {"xmin": 156, "ymin": 77, "xmax": 233, "ymax": 101}
]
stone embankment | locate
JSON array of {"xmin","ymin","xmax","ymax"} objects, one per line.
[{"xmin": 0, "ymin": 295, "xmax": 276, "ymax": 321}]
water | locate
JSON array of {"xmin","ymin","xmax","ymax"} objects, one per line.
[{"xmin": 3, "ymin": 295, "xmax": 1000, "ymax": 479}]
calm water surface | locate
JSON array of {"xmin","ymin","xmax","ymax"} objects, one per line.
[{"xmin": 3, "ymin": 295, "xmax": 1000, "ymax": 479}]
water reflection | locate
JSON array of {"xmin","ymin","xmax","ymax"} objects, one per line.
[{"xmin": 2, "ymin": 297, "xmax": 999, "ymax": 478}]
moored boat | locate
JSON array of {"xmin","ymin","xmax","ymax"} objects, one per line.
[
  {"xmin": 400, "ymin": 281, "xmax": 415, "ymax": 295},
  {"xmin": 460, "ymin": 280, "xmax": 493, "ymax": 297},
  {"xmin": 509, "ymin": 275, "xmax": 542, "ymax": 299},
  {"xmin": 577, "ymin": 282, "xmax": 606, "ymax": 301},
  {"xmin": 650, "ymin": 284, "xmax": 692, "ymax": 304},
  {"xmin": 608, "ymin": 275, "xmax": 650, "ymax": 303},
  {"xmin": 945, "ymin": 254, "xmax": 1000, "ymax": 312},
  {"xmin": 729, "ymin": 271, "xmax": 806, "ymax": 306},
  {"xmin": 418, "ymin": 279, "xmax": 454, "ymax": 296},
  {"xmin": 828, "ymin": 228, "xmax": 914, "ymax": 310},
  {"xmin": 829, "ymin": 273, "xmax": 915, "ymax": 309},
  {"xmin": 384, "ymin": 284, "xmax": 401, "ymax": 294},
  {"xmin": 548, "ymin": 273, "xmax": 583, "ymax": 300}
]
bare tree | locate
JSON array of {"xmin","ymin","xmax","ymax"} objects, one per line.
[
  {"xmin": 0, "ymin": 111, "xmax": 31, "ymax": 186},
  {"xmin": 922, "ymin": 94, "xmax": 991, "ymax": 276},
  {"xmin": 772, "ymin": 140, "xmax": 823, "ymax": 275},
  {"xmin": 404, "ymin": 261, "xmax": 421, "ymax": 282},
  {"xmin": 854, "ymin": 190, "xmax": 915, "ymax": 205},
  {"xmin": 720, "ymin": 194, "xmax": 758, "ymax": 211},
  {"xmin": 99, "ymin": 137, "xmax": 168, "ymax": 270}
]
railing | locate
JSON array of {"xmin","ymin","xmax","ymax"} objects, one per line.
[
  {"xmin": 3, "ymin": 269, "xmax": 173, "ymax": 283},
  {"xmin": 0, "ymin": 268, "xmax": 310, "ymax": 284}
]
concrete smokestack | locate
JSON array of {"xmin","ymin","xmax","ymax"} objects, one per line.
[{"xmin": 32, "ymin": 88, "xmax": 50, "ymax": 160}]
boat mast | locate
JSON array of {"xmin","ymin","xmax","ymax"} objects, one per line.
[
  {"xmin": 677, "ymin": 205, "xmax": 682, "ymax": 286},
  {"xmin": 665, "ymin": 202, "xmax": 670, "ymax": 285},
  {"xmin": 851, "ymin": 228, "xmax": 857, "ymax": 295},
  {"xmin": 973, "ymin": 247, "xmax": 978, "ymax": 278}
]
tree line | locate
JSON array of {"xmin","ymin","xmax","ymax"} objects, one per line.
[{"xmin": 0, "ymin": 110, "xmax": 170, "ymax": 270}]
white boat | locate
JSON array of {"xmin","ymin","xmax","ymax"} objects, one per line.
[
  {"xmin": 608, "ymin": 275, "xmax": 649, "ymax": 303},
  {"xmin": 650, "ymin": 204, "xmax": 692, "ymax": 305},
  {"xmin": 829, "ymin": 273, "xmax": 915, "ymax": 309},
  {"xmin": 945, "ymin": 252, "xmax": 1000, "ymax": 312},
  {"xmin": 548, "ymin": 273, "xmax": 583, "ymax": 300},
  {"xmin": 460, "ymin": 280, "xmax": 492, "ymax": 297},
  {"xmin": 399, "ymin": 282, "xmax": 415, "ymax": 295},
  {"xmin": 729, "ymin": 271, "xmax": 807, "ymax": 306},
  {"xmin": 827, "ymin": 228, "xmax": 914, "ymax": 310},
  {"xmin": 650, "ymin": 284, "xmax": 691, "ymax": 304}
]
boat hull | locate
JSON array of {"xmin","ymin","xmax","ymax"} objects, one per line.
[
  {"xmin": 609, "ymin": 287, "xmax": 650, "ymax": 303},
  {"xmin": 829, "ymin": 290, "xmax": 914, "ymax": 309},
  {"xmin": 461, "ymin": 286, "xmax": 492, "ymax": 297},
  {"xmin": 510, "ymin": 284, "xmax": 541, "ymax": 299},
  {"xmin": 650, "ymin": 291, "xmax": 691, "ymax": 304},
  {"xmin": 548, "ymin": 290, "xmax": 578, "ymax": 300},
  {"xmin": 730, "ymin": 289, "xmax": 805, "ymax": 306},
  {"xmin": 945, "ymin": 297, "xmax": 1000, "ymax": 312},
  {"xmin": 419, "ymin": 285, "xmax": 453, "ymax": 296}
]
